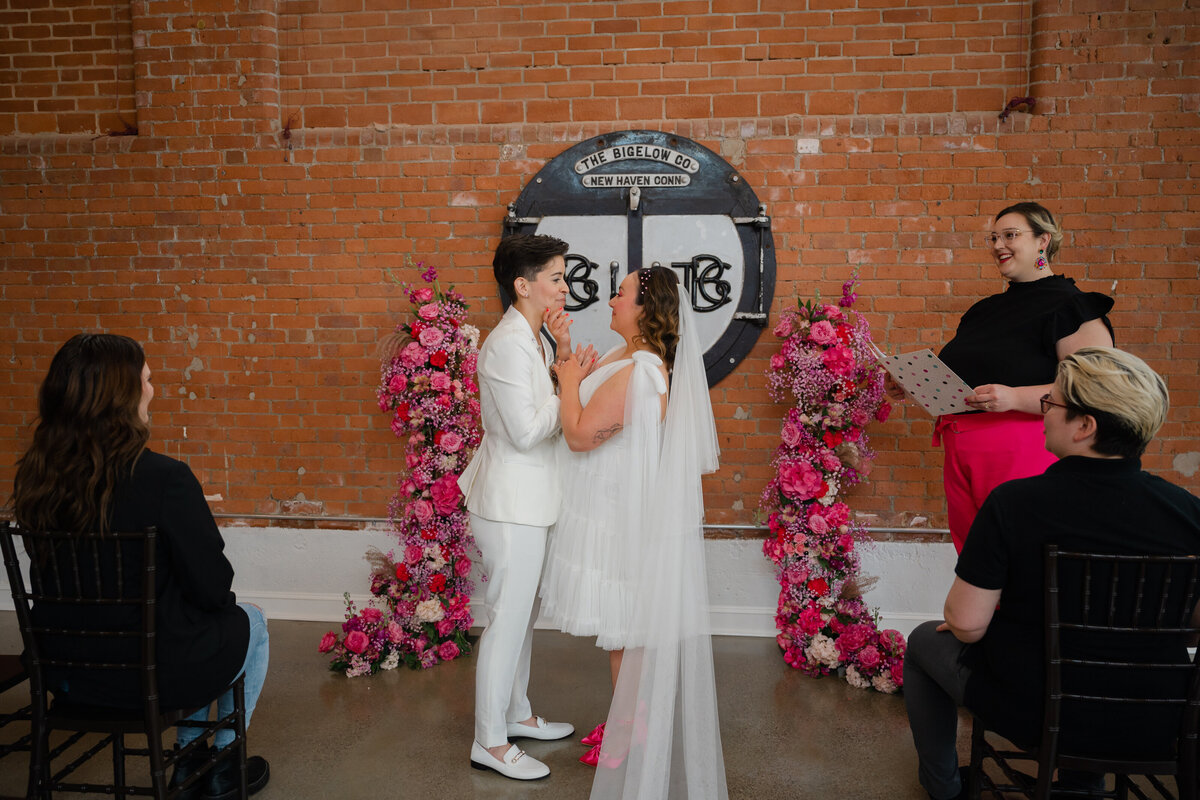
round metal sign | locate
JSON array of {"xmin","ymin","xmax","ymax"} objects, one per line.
[{"xmin": 502, "ymin": 129, "xmax": 775, "ymax": 387}]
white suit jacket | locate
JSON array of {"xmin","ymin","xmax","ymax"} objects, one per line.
[{"xmin": 458, "ymin": 306, "xmax": 562, "ymax": 527}]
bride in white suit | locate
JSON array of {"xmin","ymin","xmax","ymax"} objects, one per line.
[{"xmin": 457, "ymin": 233, "xmax": 591, "ymax": 781}]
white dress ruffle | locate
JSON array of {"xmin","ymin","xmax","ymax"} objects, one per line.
[{"xmin": 539, "ymin": 349, "xmax": 666, "ymax": 651}]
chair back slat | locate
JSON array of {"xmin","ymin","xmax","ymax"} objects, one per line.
[{"xmin": 1044, "ymin": 545, "xmax": 1200, "ymax": 765}]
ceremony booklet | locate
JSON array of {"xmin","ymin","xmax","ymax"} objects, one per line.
[{"xmin": 868, "ymin": 342, "xmax": 975, "ymax": 417}]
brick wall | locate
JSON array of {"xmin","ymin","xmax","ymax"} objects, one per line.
[{"xmin": 1, "ymin": 0, "xmax": 1197, "ymax": 537}]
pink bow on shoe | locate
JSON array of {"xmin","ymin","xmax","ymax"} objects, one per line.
[
  {"xmin": 580, "ymin": 722, "xmax": 605, "ymax": 747},
  {"xmin": 580, "ymin": 744, "xmax": 601, "ymax": 767}
]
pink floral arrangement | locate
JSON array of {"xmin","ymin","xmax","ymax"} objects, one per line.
[
  {"xmin": 760, "ymin": 276, "xmax": 906, "ymax": 693},
  {"xmin": 320, "ymin": 265, "xmax": 481, "ymax": 675}
]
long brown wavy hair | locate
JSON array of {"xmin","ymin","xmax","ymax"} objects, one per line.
[
  {"xmin": 634, "ymin": 266, "xmax": 681, "ymax": 369},
  {"xmin": 12, "ymin": 333, "xmax": 150, "ymax": 533}
]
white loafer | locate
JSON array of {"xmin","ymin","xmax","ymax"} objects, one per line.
[
  {"xmin": 469, "ymin": 742, "xmax": 550, "ymax": 780},
  {"xmin": 506, "ymin": 716, "xmax": 575, "ymax": 741}
]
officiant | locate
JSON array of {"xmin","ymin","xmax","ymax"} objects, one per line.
[{"xmin": 912, "ymin": 202, "xmax": 1113, "ymax": 552}]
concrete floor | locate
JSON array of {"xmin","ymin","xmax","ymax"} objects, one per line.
[{"xmin": 0, "ymin": 615, "xmax": 962, "ymax": 799}]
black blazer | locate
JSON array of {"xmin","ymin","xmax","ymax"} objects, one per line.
[{"xmin": 31, "ymin": 450, "xmax": 250, "ymax": 710}]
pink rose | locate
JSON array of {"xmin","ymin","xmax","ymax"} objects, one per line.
[
  {"xmin": 850, "ymin": 408, "xmax": 870, "ymax": 427},
  {"xmin": 875, "ymin": 401, "xmax": 892, "ymax": 423},
  {"xmin": 437, "ymin": 641, "xmax": 460, "ymax": 661},
  {"xmin": 856, "ymin": 644, "xmax": 882, "ymax": 672},
  {"xmin": 890, "ymin": 659, "xmax": 904, "ymax": 686},
  {"xmin": 411, "ymin": 287, "xmax": 434, "ymax": 303},
  {"xmin": 387, "ymin": 620, "xmax": 404, "ymax": 643},
  {"xmin": 418, "ymin": 326, "xmax": 444, "ymax": 348},
  {"xmin": 430, "ymin": 372, "xmax": 452, "ymax": 392},
  {"xmin": 360, "ymin": 607, "xmax": 383, "ymax": 624},
  {"xmin": 318, "ymin": 631, "xmax": 338, "ymax": 653},
  {"xmin": 820, "ymin": 450, "xmax": 841, "ymax": 472},
  {"xmin": 418, "ymin": 302, "xmax": 439, "ymax": 320},
  {"xmin": 773, "ymin": 318, "xmax": 793, "ymax": 339},
  {"xmin": 824, "ymin": 503, "xmax": 850, "ymax": 528},
  {"xmin": 770, "ymin": 353, "xmax": 786, "ymax": 371},
  {"xmin": 781, "ymin": 422, "xmax": 802, "ymax": 448},
  {"xmin": 808, "ymin": 511, "xmax": 829, "ymax": 535},
  {"xmin": 808, "ymin": 320, "xmax": 837, "ymax": 345},
  {"xmin": 879, "ymin": 629, "xmax": 907, "ymax": 656},
  {"xmin": 820, "ymin": 304, "xmax": 844, "ymax": 321},
  {"xmin": 400, "ymin": 342, "xmax": 427, "ymax": 368},
  {"xmin": 835, "ymin": 624, "xmax": 872, "ymax": 657},
  {"xmin": 388, "ymin": 374, "xmax": 407, "ymax": 394},
  {"xmin": 837, "ymin": 533, "xmax": 855, "ymax": 553},
  {"xmin": 454, "ymin": 557, "xmax": 471, "ymax": 578},
  {"xmin": 821, "ymin": 344, "xmax": 856, "ymax": 377},
  {"xmin": 779, "ymin": 461, "xmax": 825, "ymax": 501},
  {"xmin": 411, "ymin": 499, "xmax": 434, "ymax": 524},
  {"xmin": 430, "ymin": 473, "xmax": 462, "ymax": 515},
  {"xmin": 405, "ymin": 544, "xmax": 424, "ymax": 565},
  {"xmin": 344, "ymin": 630, "xmax": 369, "ymax": 654},
  {"xmin": 438, "ymin": 430, "xmax": 463, "ymax": 453}
]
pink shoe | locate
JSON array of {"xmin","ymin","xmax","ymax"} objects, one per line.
[
  {"xmin": 580, "ymin": 744, "xmax": 601, "ymax": 767},
  {"xmin": 580, "ymin": 722, "xmax": 605, "ymax": 746}
]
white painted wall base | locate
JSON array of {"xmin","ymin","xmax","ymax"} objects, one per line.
[{"xmin": 0, "ymin": 526, "xmax": 958, "ymax": 640}]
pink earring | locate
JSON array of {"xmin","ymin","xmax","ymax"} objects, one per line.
[{"xmin": 1036, "ymin": 250, "xmax": 1047, "ymax": 270}]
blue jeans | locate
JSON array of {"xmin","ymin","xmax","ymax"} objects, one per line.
[{"xmin": 178, "ymin": 603, "xmax": 270, "ymax": 750}]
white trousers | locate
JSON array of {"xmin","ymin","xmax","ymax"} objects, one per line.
[{"xmin": 470, "ymin": 513, "xmax": 547, "ymax": 747}]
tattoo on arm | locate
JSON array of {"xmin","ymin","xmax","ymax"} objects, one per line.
[{"xmin": 592, "ymin": 424, "xmax": 623, "ymax": 445}]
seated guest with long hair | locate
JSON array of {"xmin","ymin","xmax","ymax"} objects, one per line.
[
  {"xmin": 11, "ymin": 333, "xmax": 271, "ymax": 800},
  {"xmin": 903, "ymin": 347, "xmax": 1200, "ymax": 800}
]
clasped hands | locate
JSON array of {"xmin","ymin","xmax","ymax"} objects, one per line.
[{"xmin": 543, "ymin": 306, "xmax": 598, "ymax": 388}]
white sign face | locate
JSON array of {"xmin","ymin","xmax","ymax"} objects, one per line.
[
  {"xmin": 643, "ymin": 215, "xmax": 744, "ymax": 354},
  {"xmin": 574, "ymin": 144, "xmax": 701, "ymax": 174},
  {"xmin": 533, "ymin": 215, "xmax": 626, "ymax": 355},
  {"xmin": 581, "ymin": 173, "xmax": 691, "ymax": 188}
]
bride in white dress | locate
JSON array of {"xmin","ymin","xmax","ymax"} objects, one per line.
[{"xmin": 541, "ymin": 266, "xmax": 728, "ymax": 800}]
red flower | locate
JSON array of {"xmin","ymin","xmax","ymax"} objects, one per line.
[
  {"xmin": 410, "ymin": 320, "xmax": 424, "ymax": 338},
  {"xmin": 420, "ymin": 528, "xmax": 437, "ymax": 540},
  {"xmin": 806, "ymin": 577, "xmax": 829, "ymax": 597},
  {"xmin": 429, "ymin": 574, "xmax": 447, "ymax": 593},
  {"xmin": 429, "ymin": 350, "xmax": 448, "ymax": 368},
  {"xmin": 396, "ymin": 401, "xmax": 410, "ymax": 422},
  {"xmin": 395, "ymin": 563, "xmax": 410, "ymax": 582},
  {"xmin": 822, "ymin": 430, "xmax": 844, "ymax": 448}
]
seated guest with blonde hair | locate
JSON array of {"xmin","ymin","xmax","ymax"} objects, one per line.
[{"xmin": 903, "ymin": 347, "xmax": 1200, "ymax": 800}]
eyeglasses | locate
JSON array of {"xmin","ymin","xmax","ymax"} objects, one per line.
[
  {"xmin": 1039, "ymin": 393, "xmax": 1070, "ymax": 414},
  {"xmin": 983, "ymin": 229, "xmax": 1033, "ymax": 246}
]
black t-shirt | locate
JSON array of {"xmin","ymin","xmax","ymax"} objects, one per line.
[
  {"xmin": 939, "ymin": 275, "xmax": 1114, "ymax": 391},
  {"xmin": 956, "ymin": 456, "xmax": 1200, "ymax": 757}
]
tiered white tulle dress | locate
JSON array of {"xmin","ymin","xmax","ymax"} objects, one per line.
[{"xmin": 539, "ymin": 349, "xmax": 667, "ymax": 652}]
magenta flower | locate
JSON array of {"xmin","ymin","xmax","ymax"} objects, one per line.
[
  {"xmin": 344, "ymin": 630, "xmax": 369, "ymax": 654},
  {"xmin": 411, "ymin": 499, "xmax": 434, "ymax": 524},
  {"xmin": 781, "ymin": 421, "xmax": 802, "ymax": 448},
  {"xmin": 857, "ymin": 644, "xmax": 881, "ymax": 672},
  {"xmin": 438, "ymin": 430, "xmax": 463, "ymax": 453},
  {"xmin": 411, "ymin": 286, "xmax": 434, "ymax": 303},
  {"xmin": 808, "ymin": 320, "xmax": 836, "ymax": 345},
  {"xmin": 400, "ymin": 342, "xmax": 427, "ymax": 369},
  {"xmin": 318, "ymin": 632, "xmax": 338, "ymax": 653},
  {"xmin": 430, "ymin": 473, "xmax": 462, "ymax": 516},
  {"xmin": 417, "ymin": 302, "xmax": 439, "ymax": 321},
  {"xmin": 779, "ymin": 461, "xmax": 824, "ymax": 501},
  {"xmin": 821, "ymin": 344, "xmax": 856, "ymax": 377},
  {"xmin": 437, "ymin": 641, "xmax": 460, "ymax": 661}
]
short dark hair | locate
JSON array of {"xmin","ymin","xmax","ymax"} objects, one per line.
[{"xmin": 492, "ymin": 234, "xmax": 569, "ymax": 303}]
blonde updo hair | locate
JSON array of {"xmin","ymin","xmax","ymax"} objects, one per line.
[
  {"xmin": 996, "ymin": 202, "xmax": 1063, "ymax": 263},
  {"xmin": 1056, "ymin": 346, "xmax": 1169, "ymax": 458}
]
